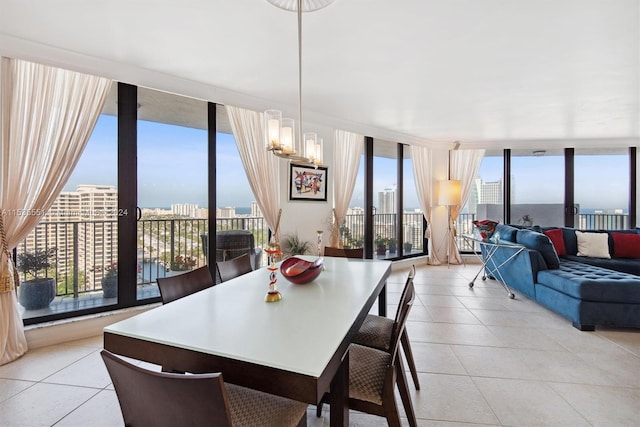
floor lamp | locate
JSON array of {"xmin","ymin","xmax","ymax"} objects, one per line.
[{"xmin": 437, "ymin": 179, "xmax": 462, "ymax": 267}]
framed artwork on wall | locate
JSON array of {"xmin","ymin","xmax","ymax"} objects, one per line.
[{"xmin": 289, "ymin": 164, "xmax": 328, "ymax": 201}]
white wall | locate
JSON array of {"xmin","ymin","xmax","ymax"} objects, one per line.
[{"xmin": 278, "ymin": 123, "xmax": 334, "ymax": 252}]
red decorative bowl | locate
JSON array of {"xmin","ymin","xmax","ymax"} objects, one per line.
[{"xmin": 280, "ymin": 257, "xmax": 323, "ymax": 284}]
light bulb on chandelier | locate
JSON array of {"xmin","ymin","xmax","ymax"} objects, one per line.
[{"xmin": 264, "ymin": 0, "xmax": 334, "ymax": 167}]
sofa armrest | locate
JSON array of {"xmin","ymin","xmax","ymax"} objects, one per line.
[{"xmin": 481, "ymin": 244, "xmax": 548, "ymax": 299}]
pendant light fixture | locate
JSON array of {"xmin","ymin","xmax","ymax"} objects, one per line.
[{"xmin": 264, "ymin": 0, "xmax": 336, "ymax": 166}]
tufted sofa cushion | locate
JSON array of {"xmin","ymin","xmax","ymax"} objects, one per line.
[{"xmin": 537, "ymin": 260, "xmax": 640, "ymax": 303}]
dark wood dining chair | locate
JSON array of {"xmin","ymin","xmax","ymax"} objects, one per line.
[
  {"xmin": 101, "ymin": 349, "xmax": 308, "ymax": 427},
  {"xmin": 216, "ymin": 253, "xmax": 253, "ymax": 283},
  {"xmin": 352, "ymin": 266, "xmax": 421, "ymax": 390},
  {"xmin": 323, "ymin": 245, "xmax": 364, "ymax": 259},
  {"xmin": 156, "ymin": 265, "xmax": 215, "ymax": 304},
  {"xmin": 323, "ymin": 247, "xmax": 420, "ymax": 390},
  {"xmin": 316, "ymin": 265, "xmax": 418, "ymax": 427}
]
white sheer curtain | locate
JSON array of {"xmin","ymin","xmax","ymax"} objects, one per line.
[
  {"xmin": 226, "ymin": 106, "xmax": 282, "ymax": 242},
  {"xmin": 330, "ymin": 129, "xmax": 363, "ymax": 247},
  {"xmin": 410, "ymin": 146, "xmax": 442, "ymax": 265},
  {"xmin": 448, "ymin": 149, "xmax": 485, "ymax": 264},
  {"xmin": 1, "ymin": 57, "xmax": 111, "ymax": 365}
]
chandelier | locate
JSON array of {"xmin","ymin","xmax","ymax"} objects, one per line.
[{"xmin": 264, "ymin": 0, "xmax": 336, "ymax": 166}]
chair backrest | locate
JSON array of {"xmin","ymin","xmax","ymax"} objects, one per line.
[
  {"xmin": 157, "ymin": 265, "xmax": 215, "ymax": 304},
  {"xmin": 101, "ymin": 350, "xmax": 232, "ymax": 427},
  {"xmin": 323, "ymin": 246, "xmax": 364, "ymax": 259},
  {"xmin": 216, "ymin": 253, "xmax": 253, "ymax": 282},
  {"xmin": 389, "ymin": 265, "xmax": 416, "ymax": 360},
  {"xmin": 216, "ymin": 230, "xmax": 256, "ymax": 262}
]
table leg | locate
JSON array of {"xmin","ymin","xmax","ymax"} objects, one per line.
[
  {"xmin": 329, "ymin": 350, "xmax": 349, "ymax": 427},
  {"xmin": 378, "ymin": 281, "xmax": 387, "ymax": 316}
]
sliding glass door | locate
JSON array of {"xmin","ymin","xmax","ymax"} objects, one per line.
[{"xmin": 136, "ymin": 88, "xmax": 208, "ymax": 302}]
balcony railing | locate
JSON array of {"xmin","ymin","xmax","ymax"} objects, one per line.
[
  {"xmin": 16, "ymin": 216, "xmax": 268, "ymax": 300},
  {"xmin": 340, "ymin": 212, "xmax": 425, "ymax": 255},
  {"xmin": 16, "ymin": 211, "xmax": 629, "ymax": 302},
  {"xmin": 455, "ymin": 212, "xmax": 630, "ymax": 251}
]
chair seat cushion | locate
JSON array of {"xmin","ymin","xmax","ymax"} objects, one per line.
[
  {"xmin": 349, "ymin": 344, "xmax": 391, "ymax": 405},
  {"xmin": 226, "ymin": 383, "xmax": 307, "ymax": 427},
  {"xmin": 352, "ymin": 314, "xmax": 392, "ymax": 351}
]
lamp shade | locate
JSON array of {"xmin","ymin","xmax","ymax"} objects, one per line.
[{"xmin": 437, "ymin": 180, "xmax": 462, "ymax": 206}]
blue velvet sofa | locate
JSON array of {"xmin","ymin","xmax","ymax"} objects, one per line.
[
  {"xmin": 543, "ymin": 227, "xmax": 640, "ymax": 276},
  {"xmin": 483, "ymin": 224, "xmax": 640, "ymax": 331}
]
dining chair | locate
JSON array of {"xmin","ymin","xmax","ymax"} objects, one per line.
[
  {"xmin": 101, "ymin": 349, "xmax": 308, "ymax": 427},
  {"xmin": 316, "ymin": 265, "xmax": 418, "ymax": 427},
  {"xmin": 323, "ymin": 246, "xmax": 364, "ymax": 259},
  {"xmin": 352, "ymin": 266, "xmax": 421, "ymax": 390},
  {"xmin": 324, "ymin": 247, "xmax": 420, "ymax": 390},
  {"xmin": 217, "ymin": 253, "xmax": 253, "ymax": 282},
  {"xmin": 156, "ymin": 265, "xmax": 215, "ymax": 304}
]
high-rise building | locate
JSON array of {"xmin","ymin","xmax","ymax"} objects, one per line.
[
  {"xmin": 171, "ymin": 203, "xmax": 199, "ymax": 217},
  {"xmin": 479, "ymin": 179, "xmax": 503, "ymax": 204},
  {"xmin": 25, "ymin": 185, "xmax": 119, "ymax": 289},
  {"xmin": 251, "ymin": 201, "xmax": 262, "ymax": 218},
  {"xmin": 378, "ymin": 188, "xmax": 396, "ymax": 214},
  {"xmin": 218, "ymin": 207, "xmax": 236, "ymax": 218}
]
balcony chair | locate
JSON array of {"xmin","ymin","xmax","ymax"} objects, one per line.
[
  {"xmin": 323, "ymin": 246, "xmax": 364, "ymax": 259},
  {"xmin": 201, "ymin": 230, "xmax": 263, "ymax": 270},
  {"xmin": 217, "ymin": 253, "xmax": 253, "ymax": 283},
  {"xmin": 316, "ymin": 266, "xmax": 418, "ymax": 427},
  {"xmin": 101, "ymin": 350, "xmax": 308, "ymax": 427},
  {"xmin": 156, "ymin": 265, "xmax": 215, "ymax": 304}
]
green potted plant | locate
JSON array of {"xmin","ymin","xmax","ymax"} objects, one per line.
[
  {"xmin": 403, "ymin": 241, "xmax": 413, "ymax": 253},
  {"xmin": 17, "ymin": 248, "xmax": 57, "ymax": 310},
  {"xmin": 101, "ymin": 262, "xmax": 118, "ymax": 298},
  {"xmin": 282, "ymin": 233, "xmax": 313, "ymax": 257},
  {"xmin": 375, "ymin": 235, "xmax": 388, "ymax": 256},
  {"xmin": 388, "ymin": 238, "xmax": 397, "ymax": 254},
  {"xmin": 170, "ymin": 255, "xmax": 197, "ymax": 271}
]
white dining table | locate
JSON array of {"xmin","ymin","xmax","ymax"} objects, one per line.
[{"xmin": 104, "ymin": 256, "xmax": 391, "ymax": 427}]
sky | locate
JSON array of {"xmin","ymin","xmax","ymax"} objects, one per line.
[
  {"xmin": 480, "ymin": 154, "xmax": 629, "ymax": 210},
  {"xmin": 66, "ymin": 115, "xmax": 630, "ymax": 212}
]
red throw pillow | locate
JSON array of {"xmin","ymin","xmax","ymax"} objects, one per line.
[
  {"xmin": 612, "ymin": 233, "xmax": 640, "ymax": 258},
  {"xmin": 543, "ymin": 228, "xmax": 566, "ymax": 256}
]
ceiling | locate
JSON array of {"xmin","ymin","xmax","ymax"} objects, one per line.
[{"xmin": 1, "ymin": 0, "xmax": 639, "ymax": 151}]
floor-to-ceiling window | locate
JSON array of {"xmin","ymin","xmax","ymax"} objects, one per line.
[
  {"xmin": 136, "ymin": 88, "xmax": 208, "ymax": 302},
  {"xmin": 343, "ymin": 154, "xmax": 365, "ymax": 249},
  {"xmin": 457, "ymin": 151, "xmax": 504, "ymax": 251},
  {"xmin": 510, "ymin": 149, "xmax": 565, "ymax": 227},
  {"xmin": 215, "ymin": 106, "xmax": 268, "ymax": 264},
  {"xmin": 574, "ymin": 148, "xmax": 630, "ymax": 229},
  {"xmin": 403, "ymin": 149, "xmax": 424, "ymax": 255},
  {"xmin": 17, "ymin": 83, "xmax": 118, "ymax": 321},
  {"xmin": 373, "ymin": 140, "xmax": 398, "ymax": 258}
]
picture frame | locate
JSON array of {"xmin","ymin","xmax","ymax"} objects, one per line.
[{"xmin": 289, "ymin": 164, "xmax": 328, "ymax": 201}]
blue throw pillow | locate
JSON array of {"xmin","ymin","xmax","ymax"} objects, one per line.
[
  {"xmin": 495, "ymin": 224, "xmax": 518, "ymax": 242},
  {"xmin": 516, "ymin": 229, "xmax": 560, "ymax": 269}
]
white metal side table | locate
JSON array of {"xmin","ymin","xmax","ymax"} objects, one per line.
[{"xmin": 462, "ymin": 235, "xmax": 525, "ymax": 299}]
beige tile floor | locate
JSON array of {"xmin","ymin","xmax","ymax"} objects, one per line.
[{"xmin": 1, "ymin": 263, "xmax": 639, "ymax": 426}]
